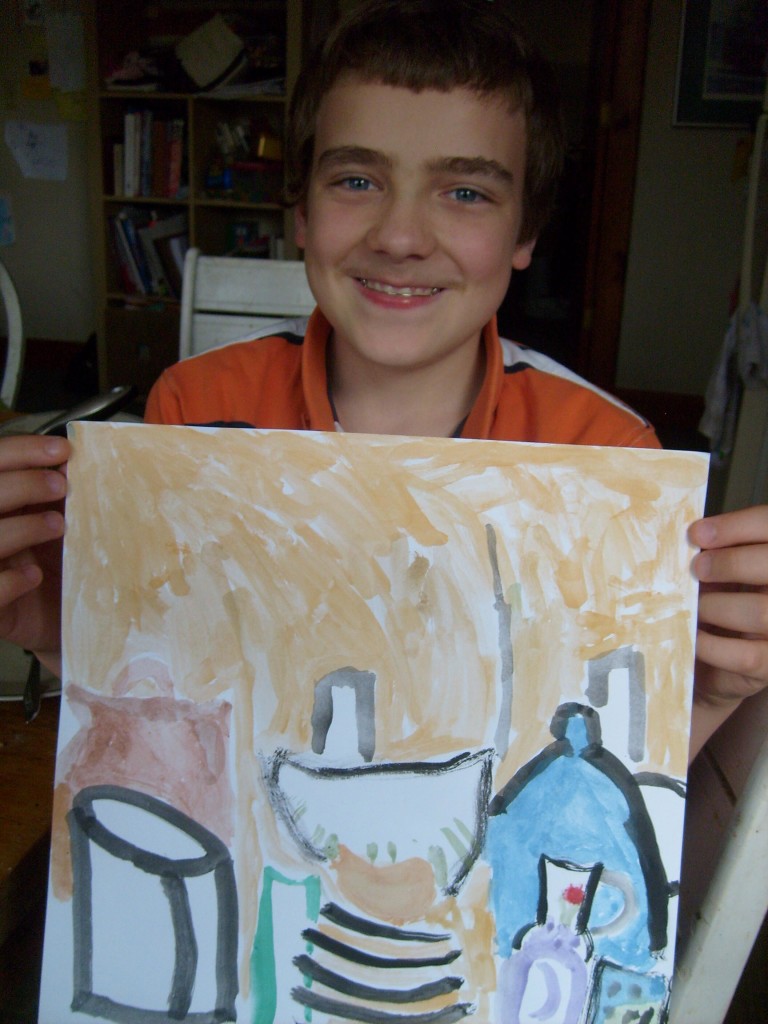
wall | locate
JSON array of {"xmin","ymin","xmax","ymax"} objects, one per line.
[
  {"xmin": 617, "ymin": 0, "xmax": 752, "ymax": 396},
  {"xmin": 0, "ymin": 0, "xmax": 96, "ymax": 344}
]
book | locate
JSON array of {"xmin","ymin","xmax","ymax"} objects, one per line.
[
  {"xmin": 110, "ymin": 214, "xmax": 145, "ymax": 295},
  {"xmin": 155, "ymin": 228, "xmax": 189, "ymax": 298},
  {"xmin": 151, "ymin": 119, "xmax": 168, "ymax": 198},
  {"xmin": 166, "ymin": 119, "xmax": 185, "ymax": 199},
  {"xmin": 138, "ymin": 211, "xmax": 188, "ymax": 296},
  {"xmin": 139, "ymin": 109, "xmax": 154, "ymax": 197},
  {"xmin": 122, "ymin": 111, "xmax": 140, "ymax": 198},
  {"xmin": 117, "ymin": 208, "xmax": 153, "ymax": 294},
  {"xmin": 137, "ymin": 223, "xmax": 171, "ymax": 296},
  {"xmin": 112, "ymin": 142, "xmax": 124, "ymax": 196}
]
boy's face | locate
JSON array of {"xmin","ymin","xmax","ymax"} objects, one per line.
[{"xmin": 295, "ymin": 79, "xmax": 535, "ymax": 381}]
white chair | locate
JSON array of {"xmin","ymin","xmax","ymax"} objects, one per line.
[
  {"xmin": 0, "ymin": 258, "xmax": 25, "ymax": 409},
  {"xmin": 178, "ymin": 248, "xmax": 316, "ymax": 360},
  {"xmin": 670, "ymin": 721, "xmax": 768, "ymax": 1022}
]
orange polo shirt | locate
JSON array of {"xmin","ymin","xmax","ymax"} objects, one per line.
[{"xmin": 144, "ymin": 310, "xmax": 660, "ymax": 449}]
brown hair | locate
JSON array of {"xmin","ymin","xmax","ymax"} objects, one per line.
[{"xmin": 285, "ymin": 0, "xmax": 565, "ymax": 242}]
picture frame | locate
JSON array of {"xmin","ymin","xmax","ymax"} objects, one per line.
[{"xmin": 674, "ymin": 0, "xmax": 766, "ymax": 127}]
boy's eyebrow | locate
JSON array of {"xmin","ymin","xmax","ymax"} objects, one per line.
[
  {"xmin": 427, "ymin": 156, "xmax": 515, "ymax": 187},
  {"xmin": 315, "ymin": 148, "xmax": 515, "ymax": 187},
  {"xmin": 316, "ymin": 146, "xmax": 392, "ymax": 170}
]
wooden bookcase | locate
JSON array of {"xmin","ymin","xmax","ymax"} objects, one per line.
[{"xmin": 84, "ymin": 0, "xmax": 305, "ymax": 396}]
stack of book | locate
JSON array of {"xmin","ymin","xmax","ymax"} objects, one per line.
[
  {"xmin": 113, "ymin": 111, "xmax": 186, "ymax": 200},
  {"xmin": 109, "ymin": 208, "xmax": 189, "ymax": 298}
]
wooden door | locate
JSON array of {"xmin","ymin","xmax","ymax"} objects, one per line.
[{"xmin": 577, "ymin": 0, "xmax": 653, "ymax": 391}]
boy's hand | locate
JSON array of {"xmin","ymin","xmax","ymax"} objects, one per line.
[
  {"xmin": 688, "ymin": 505, "xmax": 768, "ymax": 757},
  {"xmin": 0, "ymin": 435, "xmax": 69, "ymax": 664}
]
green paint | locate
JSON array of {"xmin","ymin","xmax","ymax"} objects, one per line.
[
  {"xmin": 454, "ymin": 817, "xmax": 475, "ymax": 846},
  {"xmin": 441, "ymin": 825, "xmax": 470, "ymax": 862},
  {"xmin": 428, "ymin": 844, "xmax": 449, "ymax": 889},
  {"xmin": 506, "ymin": 582, "xmax": 523, "ymax": 615},
  {"xmin": 250, "ymin": 867, "xmax": 321, "ymax": 1024}
]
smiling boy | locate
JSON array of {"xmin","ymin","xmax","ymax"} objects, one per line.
[
  {"xmin": 293, "ymin": 81, "xmax": 533, "ymax": 438},
  {"xmin": 1, "ymin": 0, "xmax": 767, "ymax": 760},
  {"xmin": 143, "ymin": 0, "xmax": 657, "ymax": 451}
]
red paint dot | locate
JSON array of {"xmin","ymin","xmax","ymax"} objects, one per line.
[{"xmin": 562, "ymin": 884, "xmax": 585, "ymax": 905}]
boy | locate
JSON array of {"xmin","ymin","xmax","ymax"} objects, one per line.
[{"xmin": 0, "ymin": 0, "xmax": 766, "ymax": 760}]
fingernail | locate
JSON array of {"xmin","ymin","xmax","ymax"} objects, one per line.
[
  {"xmin": 693, "ymin": 552, "xmax": 712, "ymax": 579},
  {"xmin": 44, "ymin": 470, "xmax": 66, "ymax": 495},
  {"xmin": 21, "ymin": 563, "xmax": 42, "ymax": 584},
  {"xmin": 696, "ymin": 521, "xmax": 717, "ymax": 546},
  {"xmin": 43, "ymin": 437, "xmax": 67, "ymax": 459},
  {"xmin": 44, "ymin": 511, "xmax": 64, "ymax": 532}
]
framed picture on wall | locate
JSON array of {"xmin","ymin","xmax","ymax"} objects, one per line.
[{"xmin": 674, "ymin": 0, "xmax": 767, "ymax": 127}]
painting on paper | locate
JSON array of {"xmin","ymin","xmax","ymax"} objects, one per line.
[{"xmin": 38, "ymin": 422, "xmax": 709, "ymax": 1024}]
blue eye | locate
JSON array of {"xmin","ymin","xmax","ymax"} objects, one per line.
[
  {"xmin": 340, "ymin": 176, "xmax": 373, "ymax": 190},
  {"xmin": 451, "ymin": 187, "xmax": 485, "ymax": 203}
]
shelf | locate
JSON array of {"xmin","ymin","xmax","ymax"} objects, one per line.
[
  {"xmin": 194, "ymin": 198, "xmax": 283, "ymax": 210},
  {"xmin": 103, "ymin": 195, "xmax": 190, "ymax": 206},
  {"xmin": 99, "ymin": 91, "xmax": 287, "ymax": 103},
  {"xmin": 87, "ymin": 0, "xmax": 304, "ymax": 392}
]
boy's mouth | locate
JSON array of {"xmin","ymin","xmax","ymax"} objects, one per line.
[{"xmin": 358, "ymin": 278, "xmax": 441, "ymax": 298}]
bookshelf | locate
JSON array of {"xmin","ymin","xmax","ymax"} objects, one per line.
[{"xmin": 85, "ymin": 0, "xmax": 305, "ymax": 396}]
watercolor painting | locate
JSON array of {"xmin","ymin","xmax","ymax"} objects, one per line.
[{"xmin": 38, "ymin": 422, "xmax": 709, "ymax": 1024}]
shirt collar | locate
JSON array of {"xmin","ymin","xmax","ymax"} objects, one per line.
[{"xmin": 301, "ymin": 311, "xmax": 502, "ymax": 439}]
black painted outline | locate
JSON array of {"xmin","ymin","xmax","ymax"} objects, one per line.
[
  {"xmin": 68, "ymin": 784, "xmax": 238, "ymax": 1023},
  {"xmin": 293, "ymin": 954, "xmax": 464, "ymax": 1003},
  {"xmin": 264, "ymin": 748, "xmax": 493, "ymax": 895},
  {"xmin": 301, "ymin": 928, "xmax": 461, "ymax": 969},
  {"xmin": 320, "ymin": 903, "xmax": 451, "ymax": 943},
  {"xmin": 291, "ymin": 988, "xmax": 474, "ymax": 1023}
]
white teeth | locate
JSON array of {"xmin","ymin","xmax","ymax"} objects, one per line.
[{"xmin": 360, "ymin": 278, "xmax": 439, "ymax": 297}]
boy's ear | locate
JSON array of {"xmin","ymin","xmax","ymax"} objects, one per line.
[
  {"xmin": 511, "ymin": 236, "xmax": 537, "ymax": 271},
  {"xmin": 294, "ymin": 203, "xmax": 308, "ymax": 249}
]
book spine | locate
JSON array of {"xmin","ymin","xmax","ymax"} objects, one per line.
[
  {"xmin": 139, "ymin": 109, "xmax": 153, "ymax": 197},
  {"xmin": 123, "ymin": 111, "xmax": 139, "ymax": 198},
  {"xmin": 112, "ymin": 142, "xmax": 124, "ymax": 196},
  {"xmin": 110, "ymin": 215, "xmax": 144, "ymax": 294},
  {"xmin": 118, "ymin": 211, "xmax": 152, "ymax": 294},
  {"xmin": 166, "ymin": 119, "xmax": 184, "ymax": 199},
  {"xmin": 138, "ymin": 221, "xmax": 171, "ymax": 296},
  {"xmin": 151, "ymin": 119, "xmax": 167, "ymax": 198},
  {"xmin": 155, "ymin": 231, "xmax": 187, "ymax": 298}
]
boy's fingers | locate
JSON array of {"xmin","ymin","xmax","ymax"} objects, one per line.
[
  {"xmin": 697, "ymin": 589, "xmax": 768, "ymax": 636},
  {"xmin": 695, "ymin": 631, "xmax": 768, "ymax": 693},
  {"xmin": 0, "ymin": 510, "xmax": 65, "ymax": 560},
  {"xmin": 0, "ymin": 563, "xmax": 43, "ymax": 611},
  {"xmin": 0, "ymin": 467, "xmax": 67, "ymax": 515},
  {"xmin": 0, "ymin": 434, "xmax": 71, "ymax": 471},
  {"xmin": 692, "ymin": 543, "xmax": 768, "ymax": 586},
  {"xmin": 689, "ymin": 504, "xmax": 768, "ymax": 550}
]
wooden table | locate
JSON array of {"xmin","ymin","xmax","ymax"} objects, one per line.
[{"xmin": 0, "ymin": 697, "xmax": 59, "ymax": 945}]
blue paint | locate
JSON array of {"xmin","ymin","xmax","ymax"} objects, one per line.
[{"xmin": 486, "ymin": 705, "xmax": 669, "ymax": 971}]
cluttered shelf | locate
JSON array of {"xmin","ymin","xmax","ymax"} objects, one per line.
[{"xmin": 88, "ymin": 1, "xmax": 304, "ymax": 392}]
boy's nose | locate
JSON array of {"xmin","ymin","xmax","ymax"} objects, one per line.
[{"xmin": 366, "ymin": 192, "xmax": 435, "ymax": 260}]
